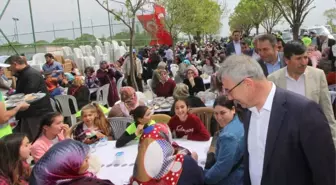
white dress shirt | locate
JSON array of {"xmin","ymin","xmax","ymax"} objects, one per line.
[
  {"xmin": 285, "ymin": 68, "xmax": 306, "ymax": 96},
  {"xmin": 233, "ymin": 41, "xmax": 242, "ymax": 55},
  {"xmin": 248, "ymin": 83, "xmax": 276, "ymax": 185}
]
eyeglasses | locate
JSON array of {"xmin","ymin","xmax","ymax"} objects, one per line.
[{"xmin": 225, "ymin": 76, "xmax": 253, "ymax": 95}]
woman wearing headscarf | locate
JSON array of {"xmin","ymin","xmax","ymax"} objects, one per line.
[
  {"xmin": 130, "ymin": 123, "xmax": 205, "ymax": 185},
  {"xmin": 174, "ymin": 56, "xmax": 189, "ymax": 84},
  {"xmin": 183, "ymin": 65, "xmax": 205, "ymax": 95},
  {"xmin": 96, "ymin": 61, "xmax": 121, "ymax": 106},
  {"xmin": 30, "ymin": 139, "xmax": 114, "ymax": 185},
  {"xmin": 151, "ymin": 61, "xmax": 167, "ymax": 92},
  {"xmin": 170, "ymin": 84, "xmax": 205, "ymax": 115},
  {"xmin": 108, "ymin": 86, "xmax": 145, "ymax": 118}
]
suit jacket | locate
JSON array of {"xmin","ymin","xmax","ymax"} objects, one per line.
[
  {"xmin": 257, "ymin": 52, "xmax": 286, "ymax": 77},
  {"xmin": 226, "ymin": 42, "xmax": 236, "ymax": 56},
  {"xmin": 268, "ymin": 66, "xmax": 336, "ymax": 144},
  {"xmin": 243, "ymin": 87, "xmax": 335, "ymax": 185}
]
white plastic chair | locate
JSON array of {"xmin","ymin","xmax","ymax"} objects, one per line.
[
  {"xmin": 80, "ymin": 45, "xmax": 87, "ymax": 56},
  {"xmin": 136, "ymin": 91, "xmax": 147, "ymax": 103},
  {"xmin": 170, "ymin": 64, "xmax": 179, "ymax": 78},
  {"xmin": 117, "ymin": 75, "xmax": 124, "ymax": 98},
  {"xmin": 146, "ymin": 79, "xmax": 156, "ymax": 98},
  {"xmin": 54, "ymin": 95, "xmax": 78, "ymax": 126},
  {"xmin": 50, "ymin": 98, "xmax": 58, "ymax": 112},
  {"xmin": 73, "ymin": 48, "xmax": 85, "ymax": 74},
  {"xmin": 32, "ymin": 53, "xmax": 46, "ymax": 65},
  {"xmin": 108, "ymin": 117, "xmax": 134, "ymax": 140},
  {"xmin": 96, "ymin": 84, "xmax": 110, "ymax": 106},
  {"xmin": 111, "ymin": 40, "xmax": 120, "ymax": 62},
  {"xmin": 94, "ymin": 45, "xmax": 107, "ymax": 64},
  {"xmin": 62, "ymin": 47, "xmax": 74, "ymax": 61},
  {"xmin": 85, "ymin": 45, "xmax": 94, "ymax": 57},
  {"xmin": 104, "ymin": 42, "xmax": 112, "ymax": 62}
]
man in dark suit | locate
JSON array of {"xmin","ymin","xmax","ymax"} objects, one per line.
[
  {"xmin": 256, "ymin": 34, "xmax": 286, "ymax": 76},
  {"xmin": 226, "ymin": 30, "xmax": 242, "ymax": 56},
  {"xmin": 219, "ymin": 54, "xmax": 335, "ymax": 185}
]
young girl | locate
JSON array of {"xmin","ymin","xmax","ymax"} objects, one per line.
[
  {"xmin": 116, "ymin": 106, "xmax": 155, "ymax": 148},
  {"xmin": 0, "ymin": 133, "xmax": 31, "ymax": 185},
  {"xmin": 168, "ymin": 99, "xmax": 210, "ymax": 141},
  {"xmin": 31, "ymin": 112, "xmax": 70, "ymax": 162},
  {"xmin": 30, "ymin": 139, "xmax": 115, "ymax": 185},
  {"xmin": 73, "ymin": 103, "xmax": 113, "ymax": 144}
]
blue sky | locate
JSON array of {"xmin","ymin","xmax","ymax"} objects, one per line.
[{"xmin": 0, "ymin": 0, "xmax": 335, "ymax": 44}]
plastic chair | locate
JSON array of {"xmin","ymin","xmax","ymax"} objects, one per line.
[
  {"xmin": 50, "ymin": 98, "xmax": 58, "ymax": 112},
  {"xmin": 95, "ymin": 45, "xmax": 108, "ymax": 64},
  {"xmin": 330, "ymin": 91, "xmax": 336, "ymax": 104},
  {"xmin": 54, "ymin": 95, "xmax": 78, "ymax": 126},
  {"xmin": 151, "ymin": 114, "xmax": 171, "ymax": 124},
  {"xmin": 189, "ymin": 107, "xmax": 214, "ymax": 133},
  {"xmin": 136, "ymin": 91, "xmax": 147, "ymax": 103},
  {"xmin": 32, "ymin": 53, "xmax": 46, "ymax": 65},
  {"xmin": 96, "ymin": 84, "xmax": 110, "ymax": 106},
  {"xmin": 104, "ymin": 42, "xmax": 112, "ymax": 62},
  {"xmin": 80, "ymin": 45, "xmax": 87, "ymax": 56},
  {"xmin": 146, "ymin": 79, "xmax": 156, "ymax": 98},
  {"xmin": 170, "ymin": 64, "xmax": 179, "ymax": 78},
  {"xmin": 85, "ymin": 45, "xmax": 94, "ymax": 57},
  {"xmin": 108, "ymin": 117, "xmax": 134, "ymax": 140},
  {"xmin": 117, "ymin": 75, "xmax": 124, "ymax": 98},
  {"xmin": 73, "ymin": 48, "xmax": 85, "ymax": 74},
  {"xmin": 329, "ymin": 84, "xmax": 336, "ymax": 91}
]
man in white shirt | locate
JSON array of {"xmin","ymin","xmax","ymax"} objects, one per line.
[
  {"xmin": 219, "ymin": 54, "xmax": 335, "ymax": 185},
  {"xmin": 268, "ymin": 41, "xmax": 336, "ymax": 145},
  {"xmin": 226, "ymin": 30, "xmax": 242, "ymax": 56}
]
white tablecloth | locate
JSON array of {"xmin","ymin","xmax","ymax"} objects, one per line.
[
  {"xmin": 203, "ymin": 76, "xmax": 211, "ymax": 84},
  {"xmin": 93, "ymin": 138, "xmax": 212, "ymax": 185}
]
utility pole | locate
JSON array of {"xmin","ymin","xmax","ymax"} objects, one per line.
[
  {"xmin": 28, "ymin": 0, "xmax": 37, "ymax": 53},
  {"xmin": 107, "ymin": 0, "xmax": 113, "ymax": 40},
  {"xmin": 77, "ymin": 0, "xmax": 83, "ymax": 36},
  {"xmin": 91, "ymin": 19, "xmax": 94, "ymax": 35},
  {"xmin": 72, "ymin": 21, "xmax": 76, "ymax": 39},
  {"xmin": 12, "ymin": 17, "xmax": 19, "ymax": 42}
]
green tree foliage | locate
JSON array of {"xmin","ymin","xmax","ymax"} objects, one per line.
[
  {"xmin": 34, "ymin": 40, "xmax": 49, "ymax": 46},
  {"xmin": 261, "ymin": 1, "xmax": 283, "ymax": 33},
  {"xmin": 272, "ymin": 0, "xmax": 315, "ymax": 40},
  {"xmin": 51, "ymin": 38, "xmax": 74, "ymax": 46},
  {"xmin": 229, "ymin": 12, "xmax": 253, "ymax": 36},
  {"xmin": 109, "ymin": 30, "xmax": 151, "ymax": 46},
  {"xmin": 324, "ymin": 8, "xmax": 336, "ymax": 33},
  {"xmin": 74, "ymin": 33, "xmax": 96, "ymax": 46}
]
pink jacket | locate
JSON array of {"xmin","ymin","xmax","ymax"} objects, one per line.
[{"xmin": 31, "ymin": 133, "xmax": 65, "ymax": 162}]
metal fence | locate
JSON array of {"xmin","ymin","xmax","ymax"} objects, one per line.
[{"xmin": 0, "ymin": 19, "xmax": 152, "ymax": 59}]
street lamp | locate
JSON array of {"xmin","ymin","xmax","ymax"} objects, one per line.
[{"xmin": 12, "ymin": 17, "xmax": 19, "ymax": 42}]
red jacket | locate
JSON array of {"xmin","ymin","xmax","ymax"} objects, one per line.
[{"xmin": 168, "ymin": 113, "xmax": 210, "ymax": 141}]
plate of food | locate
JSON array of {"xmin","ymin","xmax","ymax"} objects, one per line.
[
  {"xmin": 160, "ymin": 103, "xmax": 171, "ymax": 109},
  {"xmin": 24, "ymin": 93, "xmax": 46, "ymax": 103},
  {"xmin": 5, "ymin": 100, "xmax": 19, "ymax": 109},
  {"xmin": 9, "ymin": 93, "xmax": 24, "ymax": 101},
  {"xmin": 153, "ymin": 105, "xmax": 160, "ymax": 110},
  {"xmin": 200, "ymin": 73, "xmax": 209, "ymax": 79}
]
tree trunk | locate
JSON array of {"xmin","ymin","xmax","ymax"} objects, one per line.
[
  {"xmin": 129, "ymin": 17, "xmax": 139, "ymax": 91},
  {"xmin": 255, "ymin": 24, "xmax": 259, "ymax": 35},
  {"xmin": 292, "ymin": 24, "xmax": 300, "ymax": 40}
]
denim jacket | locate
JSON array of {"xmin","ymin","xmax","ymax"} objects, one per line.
[{"xmin": 204, "ymin": 115, "xmax": 245, "ymax": 185}]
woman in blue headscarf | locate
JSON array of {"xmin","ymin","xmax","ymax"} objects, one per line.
[{"xmin": 30, "ymin": 139, "xmax": 114, "ymax": 185}]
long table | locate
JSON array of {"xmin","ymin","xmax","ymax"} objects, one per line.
[{"xmin": 92, "ymin": 138, "xmax": 212, "ymax": 185}]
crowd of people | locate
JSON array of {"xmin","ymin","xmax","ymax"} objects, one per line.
[{"xmin": 0, "ymin": 30, "xmax": 335, "ymax": 185}]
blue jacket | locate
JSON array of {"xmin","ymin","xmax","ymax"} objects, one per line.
[{"xmin": 204, "ymin": 115, "xmax": 245, "ymax": 185}]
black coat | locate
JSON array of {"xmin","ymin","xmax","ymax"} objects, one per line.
[
  {"xmin": 183, "ymin": 76, "xmax": 205, "ymax": 96},
  {"xmin": 242, "ymin": 87, "xmax": 335, "ymax": 185},
  {"xmin": 15, "ymin": 66, "xmax": 52, "ymax": 119}
]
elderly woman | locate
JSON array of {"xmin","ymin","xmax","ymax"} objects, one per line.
[
  {"xmin": 96, "ymin": 61, "xmax": 120, "ymax": 106},
  {"xmin": 108, "ymin": 86, "xmax": 145, "ymax": 118},
  {"xmin": 130, "ymin": 123, "xmax": 204, "ymax": 185},
  {"xmin": 183, "ymin": 65, "xmax": 205, "ymax": 95},
  {"xmin": 155, "ymin": 69, "xmax": 176, "ymax": 97},
  {"xmin": 30, "ymin": 139, "xmax": 114, "ymax": 185},
  {"xmin": 67, "ymin": 77, "xmax": 90, "ymax": 110},
  {"xmin": 151, "ymin": 61, "xmax": 166, "ymax": 92}
]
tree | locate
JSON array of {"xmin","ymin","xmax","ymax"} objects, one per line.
[
  {"xmin": 74, "ymin": 33, "xmax": 96, "ymax": 46},
  {"xmin": 324, "ymin": 8, "xmax": 336, "ymax": 33},
  {"xmin": 229, "ymin": 12, "xmax": 253, "ymax": 36},
  {"xmin": 234, "ymin": 0, "xmax": 266, "ymax": 35},
  {"xmin": 112, "ymin": 30, "xmax": 151, "ymax": 46},
  {"xmin": 95, "ymin": 0, "xmax": 150, "ymax": 91},
  {"xmin": 261, "ymin": 1, "xmax": 283, "ymax": 33},
  {"xmin": 34, "ymin": 40, "xmax": 49, "ymax": 46},
  {"xmin": 272, "ymin": 0, "xmax": 315, "ymax": 40},
  {"xmin": 52, "ymin": 38, "xmax": 74, "ymax": 46}
]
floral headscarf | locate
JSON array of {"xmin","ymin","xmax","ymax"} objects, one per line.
[
  {"xmin": 29, "ymin": 139, "xmax": 93, "ymax": 185},
  {"xmin": 130, "ymin": 123, "xmax": 189, "ymax": 185},
  {"xmin": 119, "ymin": 86, "xmax": 139, "ymax": 116}
]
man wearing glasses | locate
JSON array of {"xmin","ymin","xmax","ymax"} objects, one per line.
[{"xmin": 219, "ymin": 54, "xmax": 335, "ymax": 185}]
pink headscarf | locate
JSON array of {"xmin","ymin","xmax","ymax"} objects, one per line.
[
  {"xmin": 119, "ymin": 86, "xmax": 139, "ymax": 116},
  {"xmin": 186, "ymin": 65, "xmax": 199, "ymax": 77}
]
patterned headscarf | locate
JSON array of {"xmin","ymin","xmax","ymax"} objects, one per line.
[
  {"xmin": 29, "ymin": 139, "xmax": 92, "ymax": 185},
  {"xmin": 173, "ymin": 83, "xmax": 190, "ymax": 99},
  {"xmin": 130, "ymin": 123, "xmax": 189, "ymax": 185},
  {"xmin": 186, "ymin": 65, "xmax": 199, "ymax": 77}
]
